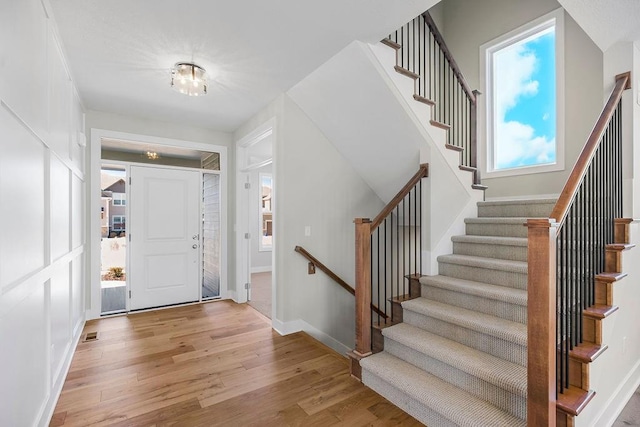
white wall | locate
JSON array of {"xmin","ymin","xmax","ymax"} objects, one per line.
[
  {"xmin": 84, "ymin": 110, "xmax": 236, "ymax": 301},
  {"xmin": 439, "ymin": 0, "xmax": 603, "ymax": 199},
  {"xmin": 250, "ymin": 163, "xmax": 272, "ymax": 272},
  {"xmin": 0, "ymin": 1, "xmax": 86, "ymax": 425},
  {"xmin": 234, "ymin": 94, "xmax": 385, "ymax": 353}
]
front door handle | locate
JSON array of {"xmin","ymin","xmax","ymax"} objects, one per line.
[{"xmin": 192, "ymin": 244, "xmax": 198, "ymax": 249}]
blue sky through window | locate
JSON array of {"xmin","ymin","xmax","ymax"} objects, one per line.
[{"xmin": 493, "ymin": 26, "xmax": 556, "ymax": 170}]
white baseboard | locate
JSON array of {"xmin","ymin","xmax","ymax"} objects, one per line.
[
  {"xmin": 272, "ymin": 318, "xmax": 350, "ymax": 356},
  {"xmin": 38, "ymin": 316, "xmax": 85, "ymax": 427},
  {"xmin": 228, "ymin": 289, "xmax": 239, "ymax": 303},
  {"xmin": 251, "ymin": 266, "xmax": 272, "ymax": 274},
  {"xmin": 590, "ymin": 359, "xmax": 640, "ymax": 427}
]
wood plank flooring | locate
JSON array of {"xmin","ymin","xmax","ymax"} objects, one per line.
[{"xmin": 51, "ymin": 300, "xmax": 422, "ymax": 426}]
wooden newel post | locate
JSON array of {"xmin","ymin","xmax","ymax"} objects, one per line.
[
  {"xmin": 526, "ymin": 219, "xmax": 558, "ymax": 427},
  {"xmin": 354, "ymin": 218, "xmax": 372, "ymax": 357}
]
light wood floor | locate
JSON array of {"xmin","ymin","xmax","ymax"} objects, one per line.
[{"xmin": 51, "ymin": 300, "xmax": 421, "ymax": 426}]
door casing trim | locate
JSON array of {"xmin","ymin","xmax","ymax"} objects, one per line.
[{"xmin": 88, "ymin": 128, "xmax": 228, "ymax": 320}]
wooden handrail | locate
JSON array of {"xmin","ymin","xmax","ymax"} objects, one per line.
[
  {"xmin": 422, "ymin": 12, "xmax": 476, "ymax": 103},
  {"xmin": 370, "ymin": 163, "xmax": 429, "ymax": 230},
  {"xmin": 550, "ymin": 72, "xmax": 630, "ymax": 227},
  {"xmin": 527, "ymin": 72, "xmax": 631, "ymax": 426},
  {"xmin": 294, "ymin": 246, "xmax": 387, "ymax": 319}
]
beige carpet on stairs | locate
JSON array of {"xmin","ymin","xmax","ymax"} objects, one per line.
[{"xmin": 360, "ymin": 198, "xmax": 556, "ymax": 426}]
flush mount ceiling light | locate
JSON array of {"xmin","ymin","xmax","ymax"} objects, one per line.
[{"xmin": 170, "ymin": 62, "xmax": 207, "ymax": 96}]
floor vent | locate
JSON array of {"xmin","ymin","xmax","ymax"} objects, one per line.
[{"xmin": 83, "ymin": 332, "xmax": 99, "ymax": 342}]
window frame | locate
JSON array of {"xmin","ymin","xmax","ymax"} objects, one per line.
[
  {"xmin": 258, "ymin": 172, "xmax": 273, "ymax": 252},
  {"xmin": 112, "ymin": 215, "xmax": 126, "ymax": 231},
  {"xmin": 112, "ymin": 193, "xmax": 126, "ymax": 206},
  {"xmin": 479, "ymin": 8, "xmax": 565, "ymax": 179}
]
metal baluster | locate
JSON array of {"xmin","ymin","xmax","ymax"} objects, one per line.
[{"xmin": 419, "ymin": 179, "xmax": 423, "ymax": 274}]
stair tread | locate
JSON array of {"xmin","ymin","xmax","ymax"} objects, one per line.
[
  {"xmin": 402, "ymin": 298, "xmax": 527, "ymax": 346},
  {"xmin": 570, "ymin": 342, "xmax": 608, "ymax": 363},
  {"xmin": 372, "ymin": 319, "xmax": 398, "ymax": 331},
  {"xmin": 413, "ymin": 94, "xmax": 435, "ymax": 106},
  {"xmin": 478, "ymin": 198, "xmax": 557, "ymax": 207},
  {"xmin": 383, "ymin": 323, "xmax": 527, "ymax": 396},
  {"xmin": 595, "ymin": 271, "xmax": 628, "ymax": 282},
  {"xmin": 465, "ymin": 217, "xmax": 533, "ymax": 224},
  {"xmin": 451, "ymin": 235, "xmax": 528, "ymax": 247},
  {"xmin": 391, "ymin": 294, "xmax": 416, "ymax": 304},
  {"xmin": 432, "ymin": 120, "xmax": 452, "ymax": 131},
  {"xmin": 420, "ymin": 275, "xmax": 527, "ymax": 306},
  {"xmin": 394, "ymin": 65, "xmax": 419, "ymax": 79},
  {"xmin": 557, "ymin": 386, "xmax": 595, "ymax": 416},
  {"xmin": 606, "ymin": 243, "xmax": 636, "ymax": 251},
  {"xmin": 361, "ymin": 352, "xmax": 526, "ymax": 426},
  {"xmin": 583, "ymin": 304, "xmax": 619, "ymax": 319},
  {"xmin": 380, "ymin": 38, "xmax": 401, "ymax": 50},
  {"xmin": 438, "ymin": 254, "xmax": 527, "ymax": 274},
  {"xmin": 444, "ymin": 143, "xmax": 462, "ymax": 151}
]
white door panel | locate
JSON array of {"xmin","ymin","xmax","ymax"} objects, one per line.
[{"xmin": 130, "ymin": 166, "xmax": 200, "ymax": 310}]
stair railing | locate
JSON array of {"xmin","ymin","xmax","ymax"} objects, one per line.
[
  {"xmin": 526, "ymin": 72, "xmax": 630, "ymax": 426},
  {"xmin": 294, "ymin": 246, "xmax": 387, "ymax": 319},
  {"xmin": 353, "ymin": 163, "xmax": 428, "ymax": 359},
  {"xmin": 387, "ymin": 12, "xmax": 480, "ymax": 184}
]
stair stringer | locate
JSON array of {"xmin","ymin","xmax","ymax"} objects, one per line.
[
  {"xmin": 365, "ymin": 41, "xmax": 479, "ymax": 192},
  {"xmin": 421, "ymin": 166, "xmax": 482, "ymax": 275},
  {"xmin": 362, "ymin": 41, "xmax": 483, "ymax": 275},
  {"xmin": 357, "ymin": 41, "xmax": 483, "ymax": 275}
]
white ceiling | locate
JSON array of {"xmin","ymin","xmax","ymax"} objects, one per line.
[
  {"xmin": 558, "ymin": 0, "xmax": 640, "ymax": 52},
  {"xmin": 49, "ymin": 0, "xmax": 437, "ymax": 133}
]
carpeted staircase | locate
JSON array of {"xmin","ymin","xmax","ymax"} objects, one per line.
[{"xmin": 360, "ymin": 198, "xmax": 556, "ymax": 426}]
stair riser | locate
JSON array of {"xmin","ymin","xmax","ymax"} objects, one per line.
[
  {"xmin": 478, "ymin": 203, "xmax": 555, "ymax": 218},
  {"xmin": 384, "ymin": 339, "xmax": 526, "ymax": 419},
  {"xmin": 466, "ymin": 223, "xmax": 528, "ymax": 238},
  {"xmin": 453, "ymin": 242, "xmax": 527, "ymax": 262},
  {"xmin": 403, "ymin": 310, "xmax": 527, "ymax": 366},
  {"xmin": 361, "ymin": 370, "xmax": 459, "ymax": 427},
  {"xmin": 438, "ymin": 262, "xmax": 527, "ymax": 290},
  {"xmin": 422, "ymin": 285, "xmax": 527, "ymax": 324}
]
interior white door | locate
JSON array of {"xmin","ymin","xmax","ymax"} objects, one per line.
[{"xmin": 129, "ymin": 166, "xmax": 200, "ymax": 310}]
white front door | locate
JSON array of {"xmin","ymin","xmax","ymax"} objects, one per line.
[{"xmin": 129, "ymin": 166, "xmax": 201, "ymax": 310}]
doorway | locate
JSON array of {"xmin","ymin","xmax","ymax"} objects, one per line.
[
  {"xmin": 247, "ymin": 167, "xmax": 273, "ymax": 318},
  {"xmin": 90, "ymin": 130, "xmax": 227, "ymax": 319},
  {"xmin": 236, "ymin": 120, "xmax": 274, "ymax": 319}
]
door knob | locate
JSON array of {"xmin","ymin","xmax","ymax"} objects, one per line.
[{"xmin": 192, "ymin": 244, "xmax": 198, "ymax": 249}]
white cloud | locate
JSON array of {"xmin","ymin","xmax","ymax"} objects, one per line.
[
  {"xmin": 495, "ymin": 120, "xmax": 555, "ymax": 169},
  {"xmin": 494, "ymin": 43, "xmax": 538, "ymax": 119},
  {"xmin": 492, "ymin": 40, "xmax": 555, "ymax": 169}
]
